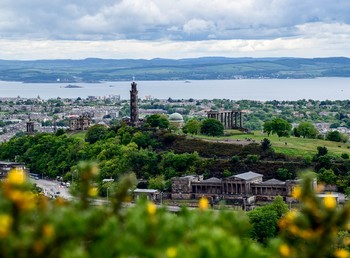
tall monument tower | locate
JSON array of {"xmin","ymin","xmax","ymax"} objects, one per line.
[{"xmin": 130, "ymin": 79, "xmax": 139, "ymax": 126}]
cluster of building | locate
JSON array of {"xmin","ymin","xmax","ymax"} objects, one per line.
[{"xmin": 171, "ymin": 171, "xmax": 302, "ymax": 205}]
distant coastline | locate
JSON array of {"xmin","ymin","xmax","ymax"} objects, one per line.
[{"xmin": 1, "ymin": 57, "xmax": 350, "ymax": 83}]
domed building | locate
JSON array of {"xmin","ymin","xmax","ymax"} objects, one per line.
[{"xmin": 168, "ymin": 113, "xmax": 184, "ymax": 128}]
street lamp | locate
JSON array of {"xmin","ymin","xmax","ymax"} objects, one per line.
[{"xmin": 107, "ymin": 187, "xmax": 110, "ymax": 203}]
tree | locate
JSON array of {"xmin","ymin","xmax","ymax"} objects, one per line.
[
  {"xmin": 297, "ymin": 122, "xmax": 318, "ymax": 138},
  {"xmin": 263, "ymin": 118, "xmax": 291, "ymax": 138},
  {"xmin": 85, "ymin": 125, "xmax": 108, "ymax": 144},
  {"xmin": 183, "ymin": 119, "xmax": 201, "ymax": 135},
  {"xmin": 263, "ymin": 120, "xmax": 273, "ymax": 136},
  {"xmin": 316, "ymin": 146, "xmax": 328, "ymax": 157},
  {"xmin": 326, "ymin": 130, "xmax": 342, "ymax": 142},
  {"xmin": 276, "ymin": 168, "xmax": 292, "ymax": 180},
  {"xmin": 248, "ymin": 196, "xmax": 288, "ymax": 244},
  {"xmin": 261, "ymin": 138, "xmax": 271, "ymax": 151},
  {"xmin": 146, "ymin": 114, "xmax": 169, "ymax": 129},
  {"xmin": 148, "ymin": 175, "xmax": 165, "ymax": 190},
  {"xmin": 318, "ymin": 168, "xmax": 337, "ymax": 185},
  {"xmin": 200, "ymin": 119, "xmax": 224, "ymax": 136}
]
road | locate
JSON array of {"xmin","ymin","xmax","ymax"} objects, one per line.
[{"xmin": 31, "ymin": 178, "xmax": 72, "ymax": 200}]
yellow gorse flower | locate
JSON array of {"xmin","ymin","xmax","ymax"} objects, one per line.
[
  {"xmin": 279, "ymin": 243, "xmax": 291, "ymax": 257},
  {"xmin": 42, "ymin": 224, "xmax": 55, "ymax": 239},
  {"xmin": 0, "ymin": 214, "xmax": 12, "ymax": 238},
  {"xmin": 88, "ymin": 187, "xmax": 98, "ymax": 197},
  {"xmin": 166, "ymin": 247, "xmax": 177, "ymax": 258},
  {"xmin": 147, "ymin": 201, "xmax": 157, "ymax": 216},
  {"xmin": 292, "ymin": 186, "xmax": 301, "ymax": 199},
  {"xmin": 335, "ymin": 249, "xmax": 350, "ymax": 258},
  {"xmin": 7, "ymin": 168, "xmax": 26, "ymax": 185},
  {"xmin": 199, "ymin": 197, "xmax": 209, "ymax": 211},
  {"xmin": 323, "ymin": 195, "xmax": 336, "ymax": 209}
]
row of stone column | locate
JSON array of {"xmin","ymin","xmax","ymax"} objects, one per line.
[
  {"xmin": 208, "ymin": 111, "xmax": 243, "ymax": 129},
  {"xmin": 251, "ymin": 186, "xmax": 286, "ymax": 196}
]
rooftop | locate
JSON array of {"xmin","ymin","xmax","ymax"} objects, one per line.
[
  {"xmin": 232, "ymin": 171, "xmax": 263, "ymax": 181},
  {"xmin": 261, "ymin": 179, "xmax": 285, "ymax": 185},
  {"xmin": 202, "ymin": 177, "xmax": 222, "ymax": 183}
]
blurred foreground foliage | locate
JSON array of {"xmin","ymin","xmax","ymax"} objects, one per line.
[{"xmin": 1, "ymin": 165, "xmax": 350, "ymax": 258}]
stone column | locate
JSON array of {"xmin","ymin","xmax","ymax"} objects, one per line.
[{"xmin": 239, "ymin": 112, "xmax": 242, "ymax": 128}]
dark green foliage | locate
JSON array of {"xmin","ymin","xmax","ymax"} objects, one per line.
[
  {"xmin": 341, "ymin": 153, "xmax": 349, "ymax": 159},
  {"xmin": 261, "ymin": 138, "xmax": 271, "ymax": 151},
  {"xmin": 297, "ymin": 122, "xmax": 318, "ymax": 139},
  {"xmin": 317, "ymin": 146, "xmax": 328, "ymax": 157},
  {"xmin": 183, "ymin": 119, "xmax": 201, "ymax": 135},
  {"xmin": 55, "ymin": 128, "xmax": 65, "ymax": 136},
  {"xmin": 146, "ymin": 114, "xmax": 169, "ymax": 129},
  {"xmin": 276, "ymin": 168, "xmax": 292, "ymax": 180},
  {"xmin": 248, "ymin": 196, "xmax": 288, "ymax": 244},
  {"xmin": 200, "ymin": 118, "xmax": 224, "ymax": 136},
  {"xmin": 245, "ymin": 154, "xmax": 260, "ymax": 164},
  {"xmin": 231, "ymin": 155, "xmax": 240, "ymax": 164},
  {"xmin": 263, "ymin": 118, "xmax": 291, "ymax": 137},
  {"xmin": 317, "ymin": 168, "xmax": 337, "ymax": 184},
  {"xmin": 326, "ymin": 130, "xmax": 342, "ymax": 142},
  {"xmin": 85, "ymin": 125, "xmax": 109, "ymax": 144}
]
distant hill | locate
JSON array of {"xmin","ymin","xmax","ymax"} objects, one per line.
[{"xmin": 0, "ymin": 57, "xmax": 350, "ymax": 83}]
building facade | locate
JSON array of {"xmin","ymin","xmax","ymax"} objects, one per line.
[
  {"xmin": 171, "ymin": 171, "xmax": 299, "ymax": 202},
  {"xmin": 69, "ymin": 113, "xmax": 92, "ymax": 131}
]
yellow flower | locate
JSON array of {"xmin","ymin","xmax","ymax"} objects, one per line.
[
  {"xmin": 279, "ymin": 244, "xmax": 291, "ymax": 257},
  {"xmin": 88, "ymin": 187, "xmax": 98, "ymax": 197},
  {"xmin": 166, "ymin": 247, "xmax": 177, "ymax": 258},
  {"xmin": 299, "ymin": 230, "xmax": 313, "ymax": 240},
  {"xmin": 335, "ymin": 249, "xmax": 350, "ymax": 258},
  {"xmin": 147, "ymin": 201, "xmax": 157, "ymax": 216},
  {"xmin": 292, "ymin": 186, "xmax": 301, "ymax": 199},
  {"xmin": 323, "ymin": 195, "xmax": 336, "ymax": 209},
  {"xmin": 90, "ymin": 165, "xmax": 99, "ymax": 177},
  {"xmin": 42, "ymin": 224, "xmax": 55, "ymax": 239},
  {"xmin": 0, "ymin": 214, "xmax": 12, "ymax": 238},
  {"xmin": 7, "ymin": 168, "xmax": 26, "ymax": 185},
  {"xmin": 289, "ymin": 225, "xmax": 299, "ymax": 235},
  {"xmin": 343, "ymin": 237, "xmax": 350, "ymax": 246},
  {"xmin": 20, "ymin": 192, "xmax": 36, "ymax": 211},
  {"xmin": 199, "ymin": 197, "xmax": 209, "ymax": 211}
]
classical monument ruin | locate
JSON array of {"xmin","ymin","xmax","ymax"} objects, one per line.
[
  {"xmin": 171, "ymin": 171, "xmax": 300, "ymax": 205},
  {"xmin": 207, "ymin": 110, "xmax": 245, "ymax": 130},
  {"xmin": 130, "ymin": 80, "xmax": 139, "ymax": 126}
]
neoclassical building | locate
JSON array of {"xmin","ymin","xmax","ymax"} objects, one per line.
[
  {"xmin": 207, "ymin": 110, "xmax": 245, "ymax": 130},
  {"xmin": 171, "ymin": 171, "xmax": 299, "ymax": 202}
]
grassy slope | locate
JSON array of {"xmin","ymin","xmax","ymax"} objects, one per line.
[
  {"xmin": 67, "ymin": 130, "xmax": 350, "ymax": 159},
  {"xmin": 195, "ymin": 131, "xmax": 350, "ymax": 159}
]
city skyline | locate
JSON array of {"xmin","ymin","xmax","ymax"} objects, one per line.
[{"xmin": 1, "ymin": 0, "xmax": 350, "ymax": 59}]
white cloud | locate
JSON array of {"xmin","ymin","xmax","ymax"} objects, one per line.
[{"xmin": 0, "ymin": 0, "xmax": 350, "ymax": 58}]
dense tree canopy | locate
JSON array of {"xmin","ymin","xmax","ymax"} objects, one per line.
[
  {"xmin": 296, "ymin": 122, "xmax": 319, "ymax": 139},
  {"xmin": 263, "ymin": 118, "xmax": 291, "ymax": 137},
  {"xmin": 183, "ymin": 119, "xmax": 201, "ymax": 135},
  {"xmin": 200, "ymin": 118, "xmax": 224, "ymax": 136},
  {"xmin": 146, "ymin": 114, "xmax": 169, "ymax": 129}
]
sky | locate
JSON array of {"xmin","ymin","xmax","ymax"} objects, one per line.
[{"xmin": 1, "ymin": 0, "xmax": 350, "ymax": 60}]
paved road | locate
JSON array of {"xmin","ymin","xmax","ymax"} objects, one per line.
[{"xmin": 31, "ymin": 179, "xmax": 72, "ymax": 200}]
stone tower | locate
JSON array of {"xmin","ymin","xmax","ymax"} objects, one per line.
[
  {"xmin": 130, "ymin": 80, "xmax": 139, "ymax": 126},
  {"xmin": 26, "ymin": 115, "xmax": 35, "ymax": 134}
]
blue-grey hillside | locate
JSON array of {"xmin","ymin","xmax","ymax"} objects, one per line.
[{"xmin": 0, "ymin": 57, "xmax": 350, "ymax": 83}]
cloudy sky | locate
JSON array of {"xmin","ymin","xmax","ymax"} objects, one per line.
[{"xmin": 1, "ymin": 0, "xmax": 350, "ymax": 59}]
